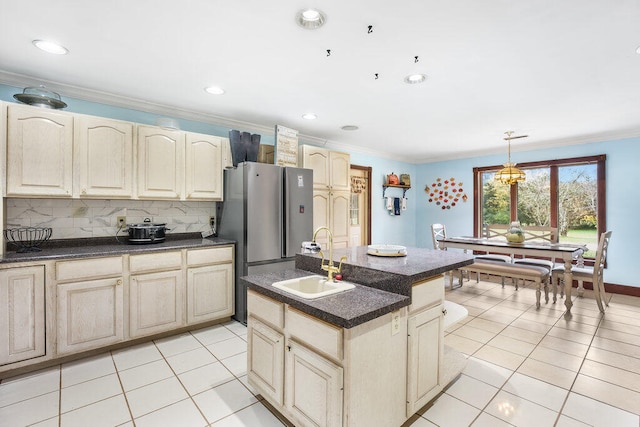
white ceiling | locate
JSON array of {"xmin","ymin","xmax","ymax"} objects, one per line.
[{"xmin": 1, "ymin": 0, "xmax": 639, "ymax": 163}]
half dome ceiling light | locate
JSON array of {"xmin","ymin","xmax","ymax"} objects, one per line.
[{"xmin": 32, "ymin": 40, "xmax": 68, "ymax": 55}]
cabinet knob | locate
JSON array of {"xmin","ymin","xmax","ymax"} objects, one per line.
[
  {"xmin": 116, "ymin": 279, "xmax": 123, "ymax": 286},
  {"xmin": 81, "ymin": 189, "xmax": 87, "ymax": 195},
  {"xmin": 442, "ymin": 308, "xmax": 447, "ymax": 316}
]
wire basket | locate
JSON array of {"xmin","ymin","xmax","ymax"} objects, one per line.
[{"xmin": 4, "ymin": 227, "xmax": 53, "ymax": 253}]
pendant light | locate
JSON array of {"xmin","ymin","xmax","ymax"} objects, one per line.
[{"xmin": 494, "ymin": 131, "xmax": 527, "ymax": 185}]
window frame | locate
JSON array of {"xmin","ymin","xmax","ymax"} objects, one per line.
[{"xmin": 473, "ymin": 154, "xmax": 606, "ymax": 261}]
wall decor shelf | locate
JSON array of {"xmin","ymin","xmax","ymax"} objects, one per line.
[{"xmin": 382, "ymin": 184, "xmax": 411, "ymax": 198}]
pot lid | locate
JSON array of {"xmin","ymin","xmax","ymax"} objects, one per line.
[{"xmin": 13, "ymin": 85, "xmax": 67, "ymax": 109}]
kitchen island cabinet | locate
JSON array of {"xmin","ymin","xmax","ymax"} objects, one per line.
[{"xmin": 244, "ymin": 246, "xmax": 473, "ymax": 426}]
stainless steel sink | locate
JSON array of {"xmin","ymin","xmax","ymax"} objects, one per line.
[{"xmin": 272, "ymin": 275, "xmax": 355, "ymax": 299}]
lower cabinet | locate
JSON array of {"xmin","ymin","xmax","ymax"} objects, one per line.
[
  {"xmin": 0, "ymin": 266, "xmax": 45, "ymax": 365},
  {"xmin": 247, "ymin": 317, "xmax": 285, "ymax": 406},
  {"xmin": 406, "ymin": 303, "xmax": 443, "ymax": 415},
  {"xmin": 130, "ymin": 269, "xmax": 184, "ymax": 338},
  {"xmin": 286, "ymin": 340, "xmax": 344, "ymax": 427},
  {"xmin": 57, "ymin": 277, "xmax": 124, "ymax": 355},
  {"xmin": 187, "ymin": 263, "xmax": 233, "ymax": 324}
]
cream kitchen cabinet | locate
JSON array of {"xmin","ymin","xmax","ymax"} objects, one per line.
[
  {"xmin": 248, "ymin": 289, "xmax": 407, "ymax": 427},
  {"xmin": 0, "ymin": 266, "xmax": 45, "ymax": 365},
  {"xmin": 56, "ymin": 257, "xmax": 124, "ymax": 355},
  {"xmin": 137, "ymin": 125, "xmax": 185, "ymax": 199},
  {"xmin": 299, "ymin": 145, "xmax": 350, "ymax": 191},
  {"xmin": 299, "ymin": 145, "xmax": 351, "ymax": 249},
  {"xmin": 186, "ymin": 246, "xmax": 234, "ymax": 324},
  {"xmin": 312, "ymin": 190, "xmax": 350, "ymax": 249},
  {"xmin": 129, "ymin": 251, "xmax": 184, "ymax": 338},
  {"xmin": 406, "ymin": 276, "xmax": 444, "ymax": 415},
  {"xmin": 6, "ymin": 104, "xmax": 73, "ymax": 197},
  {"xmin": 74, "ymin": 114, "xmax": 134, "ymax": 198},
  {"xmin": 185, "ymin": 132, "xmax": 224, "ymax": 200}
]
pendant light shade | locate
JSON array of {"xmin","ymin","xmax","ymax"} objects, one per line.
[{"xmin": 495, "ymin": 131, "xmax": 527, "ymax": 185}]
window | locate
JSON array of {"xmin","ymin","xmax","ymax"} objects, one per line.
[{"xmin": 474, "ymin": 155, "xmax": 605, "ymax": 259}]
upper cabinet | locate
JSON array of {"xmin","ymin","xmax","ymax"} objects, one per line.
[
  {"xmin": 6, "ymin": 104, "xmax": 73, "ymax": 197},
  {"xmin": 4, "ymin": 103, "xmax": 226, "ymax": 201},
  {"xmin": 299, "ymin": 145, "xmax": 350, "ymax": 191},
  {"xmin": 137, "ymin": 125, "xmax": 185, "ymax": 199},
  {"xmin": 74, "ymin": 115, "xmax": 134, "ymax": 198},
  {"xmin": 185, "ymin": 133, "xmax": 223, "ymax": 200}
]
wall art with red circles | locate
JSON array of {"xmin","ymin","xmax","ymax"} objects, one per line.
[{"xmin": 425, "ymin": 177, "xmax": 468, "ymax": 210}]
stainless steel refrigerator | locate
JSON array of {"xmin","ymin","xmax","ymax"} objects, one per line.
[{"xmin": 217, "ymin": 162, "xmax": 314, "ymax": 323}]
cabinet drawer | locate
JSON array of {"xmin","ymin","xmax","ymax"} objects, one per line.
[
  {"xmin": 247, "ymin": 290, "xmax": 284, "ymax": 329},
  {"xmin": 286, "ymin": 307, "xmax": 343, "ymax": 361},
  {"xmin": 409, "ymin": 276, "xmax": 444, "ymax": 314},
  {"xmin": 187, "ymin": 246, "xmax": 233, "ymax": 266},
  {"xmin": 129, "ymin": 251, "xmax": 182, "ymax": 273},
  {"xmin": 56, "ymin": 257, "xmax": 123, "ymax": 282}
]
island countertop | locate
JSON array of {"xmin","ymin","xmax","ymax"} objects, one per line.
[{"xmin": 243, "ymin": 245, "xmax": 474, "ymax": 328}]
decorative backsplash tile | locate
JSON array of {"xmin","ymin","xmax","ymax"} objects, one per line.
[{"xmin": 5, "ymin": 199, "xmax": 216, "ymax": 240}]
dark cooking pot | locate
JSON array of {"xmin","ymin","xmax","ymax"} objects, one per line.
[{"xmin": 127, "ymin": 218, "xmax": 169, "ymax": 244}]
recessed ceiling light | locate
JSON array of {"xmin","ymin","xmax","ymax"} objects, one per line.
[
  {"xmin": 341, "ymin": 125, "xmax": 359, "ymax": 131},
  {"xmin": 302, "ymin": 113, "xmax": 317, "ymax": 120},
  {"xmin": 404, "ymin": 74, "xmax": 427, "ymax": 84},
  {"xmin": 32, "ymin": 40, "xmax": 68, "ymax": 55},
  {"xmin": 296, "ymin": 8, "xmax": 326, "ymax": 30},
  {"xmin": 204, "ymin": 86, "xmax": 225, "ymax": 95}
]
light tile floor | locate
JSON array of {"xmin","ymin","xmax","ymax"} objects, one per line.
[{"xmin": 0, "ymin": 279, "xmax": 639, "ymax": 426}]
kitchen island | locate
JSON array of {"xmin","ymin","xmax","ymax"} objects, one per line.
[{"xmin": 242, "ymin": 246, "xmax": 473, "ymax": 427}]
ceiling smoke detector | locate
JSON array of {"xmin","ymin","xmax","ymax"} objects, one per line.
[
  {"xmin": 302, "ymin": 113, "xmax": 317, "ymax": 120},
  {"xmin": 296, "ymin": 8, "xmax": 326, "ymax": 30}
]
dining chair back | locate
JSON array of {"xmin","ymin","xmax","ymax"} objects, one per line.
[
  {"xmin": 431, "ymin": 223, "xmax": 447, "ymax": 250},
  {"xmin": 552, "ymin": 230, "xmax": 612, "ymax": 312}
]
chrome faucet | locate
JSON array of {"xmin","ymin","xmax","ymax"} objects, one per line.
[{"xmin": 312, "ymin": 226, "xmax": 347, "ymax": 282}]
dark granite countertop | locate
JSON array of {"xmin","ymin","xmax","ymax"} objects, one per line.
[
  {"xmin": 0, "ymin": 233, "xmax": 235, "ymax": 264},
  {"xmin": 242, "ymin": 269, "xmax": 409, "ymax": 329},
  {"xmin": 244, "ymin": 245, "xmax": 474, "ymax": 329}
]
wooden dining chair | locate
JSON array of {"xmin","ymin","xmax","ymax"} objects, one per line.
[
  {"xmin": 551, "ymin": 230, "xmax": 612, "ymax": 312},
  {"xmin": 430, "ymin": 223, "xmax": 457, "ymax": 288}
]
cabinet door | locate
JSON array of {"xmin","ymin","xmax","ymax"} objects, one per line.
[
  {"xmin": 247, "ymin": 317, "xmax": 285, "ymax": 406},
  {"xmin": 185, "ymin": 133, "xmax": 224, "ymax": 200},
  {"xmin": 130, "ymin": 270, "xmax": 183, "ymax": 338},
  {"xmin": 0, "ymin": 266, "xmax": 45, "ymax": 365},
  {"xmin": 406, "ymin": 304, "xmax": 443, "ymax": 415},
  {"xmin": 186, "ymin": 263, "xmax": 233, "ymax": 324},
  {"xmin": 312, "ymin": 191, "xmax": 330, "ymax": 249},
  {"xmin": 300, "ymin": 145, "xmax": 330, "ymax": 190},
  {"xmin": 286, "ymin": 340, "xmax": 343, "ymax": 427},
  {"xmin": 137, "ymin": 125, "xmax": 184, "ymax": 199},
  {"xmin": 328, "ymin": 151, "xmax": 350, "ymax": 191},
  {"xmin": 330, "ymin": 191, "xmax": 350, "ymax": 249},
  {"xmin": 6, "ymin": 104, "xmax": 73, "ymax": 197},
  {"xmin": 57, "ymin": 277, "xmax": 124, "ymax": 355},
  {"xmin": 75, "ymin": 115, "xmax": 133, "ymax": 198}
]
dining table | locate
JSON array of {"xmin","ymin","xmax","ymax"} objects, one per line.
[{"xmin": 439, "ymin": 236, "xmax": 587, "ymax": 313}]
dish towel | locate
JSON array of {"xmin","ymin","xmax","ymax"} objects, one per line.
[
  {"xmin": 401, "ymin": 197, "xmax": 407, "ymax": 211},
  {"xmin": 393, "ymin": 197, "xmax": 401, "ymax": 215},
  {"xmin": 386, "ymin": 197, "xmax": 393, "ymax": 211}
]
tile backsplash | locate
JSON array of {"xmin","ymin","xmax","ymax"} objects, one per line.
[{"xmin": 5, "ymin": 198, "xmax": 216, "ymax": 240}]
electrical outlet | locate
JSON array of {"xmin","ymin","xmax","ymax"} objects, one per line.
[
  {"xmin": 209, "ymin": 216, "xmax": 215, "ymax": 227},
  {"xmin": 391, "ymin": 310, "xmax": 400, "ymax": 335},
  {"xmin": 117, "ymin": 216, "xmax": 126, "ymax": 227}
]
